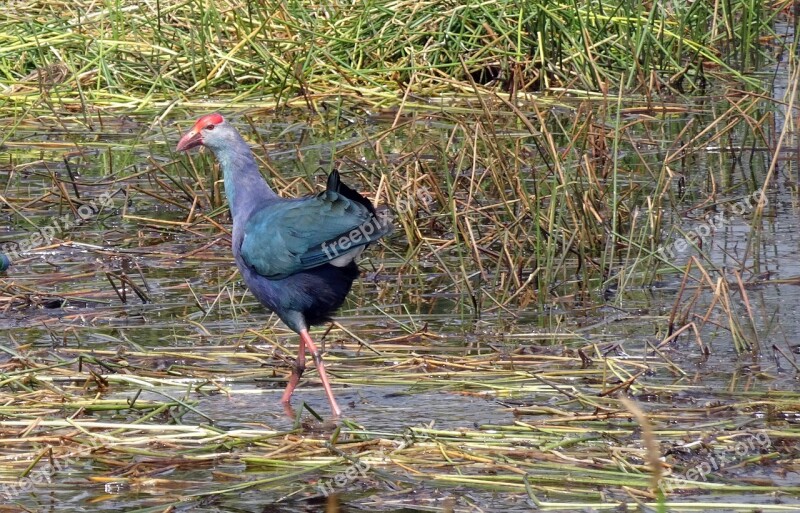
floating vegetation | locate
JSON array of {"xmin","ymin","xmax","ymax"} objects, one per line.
[{"xmin": 0, "ymin": 0, "xmax": 798, "ymax": 511}]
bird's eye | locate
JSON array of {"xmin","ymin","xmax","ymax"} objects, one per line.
[{"xmin": 204, "ymin": 124, "xmax": 215, "ymax": 131}]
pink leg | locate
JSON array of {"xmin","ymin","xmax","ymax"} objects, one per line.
[
  {"xmin": 281, "ymin": 336, "xmax": 306, "ymax": 405},
  {"xmin": 300, "ymin": 329, "xmax": 342, "ymax": 417}
]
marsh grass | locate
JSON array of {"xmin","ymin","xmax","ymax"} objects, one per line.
[
  {"xmin": 2, "ymin": 94, "xmax": 796, "ymax": 508},
  {"xmin": 0, "ymin": 341, "xmax": 798, "ymax": 510},
  {"xmin": 0, "ymin": 0, "xmax": 798, "ymax": 511},
  {"xmin": 0, "ymin": 0, "xmax": 787, "ymax": 111}
]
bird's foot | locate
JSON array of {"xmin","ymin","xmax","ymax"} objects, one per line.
[
  {"xmin": 300, "ymin": 330, "xmax": 342, "ymax": 417},
  {"xmin": 281, "ymin": 401, "xmax": 298, "ymax": 420},
  {"xmin": 281, "ymin": 357, "xmax": 306, "ymax": 404}
]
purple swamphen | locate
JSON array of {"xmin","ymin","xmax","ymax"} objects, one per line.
[{"xmin": 177, "ymin": 113, "xmax": 392, "ymax": 416}]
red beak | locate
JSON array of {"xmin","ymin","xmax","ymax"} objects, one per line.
[{"xmin": 176, "ymin": 129, "xmax": 203, "ymax": 152}]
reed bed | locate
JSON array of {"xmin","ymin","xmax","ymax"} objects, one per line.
[
  {"xmin": 1, "ymin": 0, "xmax": 798, "ymax": 511},
  {"xmin": 1, "ymin": 101, "xmax": 797, "ymax": 508},
  {"xmin": 0, "ymin": 0, "xmax": 790, "ymax": 112},
  {"xmin": 2, "ymin": 185, "xmax": 798, "ymax": 511},
  {"xmin": 0, "ymin": 337, "xmax": 798, "ymax": 510}
]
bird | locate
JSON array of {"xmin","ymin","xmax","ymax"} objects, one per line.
[
  {"xmin": 0, "ymin": 254, "xmax": 9, "ymax": 272},
  {"xmin": 176, "ymin": 113, "xmax": 391, "ymax": 417}
]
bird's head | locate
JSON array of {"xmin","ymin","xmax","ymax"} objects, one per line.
[{"xmin": 176, "ymin": 112, "xmax": 231, "ymax": 152}]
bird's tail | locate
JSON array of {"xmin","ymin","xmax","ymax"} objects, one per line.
[
  {"xmin": 325, "ymin": 167, "xmax": 393, "ymax": 240},
  {"xmin": 326, "ymin": 168, "xmax": 377, "ymax": 215}
]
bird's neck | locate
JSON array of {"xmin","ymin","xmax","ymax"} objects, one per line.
[{"xmin": 214, "ymin": 136, "xmax": 278, "ymax": 222}]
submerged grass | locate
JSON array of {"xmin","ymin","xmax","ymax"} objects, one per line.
[
  {"xmin": 0, "ymin": 0, "xmax": 798, "ymax": 511},
  {"xmin": 0, "ymin": 338, "xmax": 798, "ymax": 510},
  {"xmin": 1, "ymin": 99, "xmax": 797, "ymax": 508}
]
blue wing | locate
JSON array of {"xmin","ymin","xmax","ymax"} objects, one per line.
[{"xmin": 239, "ymin": 170, "xmax": 391, "ymax": 280}]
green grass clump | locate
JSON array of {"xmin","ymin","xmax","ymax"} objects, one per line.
[{"xmin": 0, "ymin": 0, "xmax": 787, "ymax": 110}]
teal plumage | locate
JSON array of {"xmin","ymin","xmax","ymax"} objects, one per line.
[
  {"xmin": 240, "ymin": 170, "xmax": 388, "ymax": 279},
  {"xmin": 177, "ymin": 113, "xmax": 391, "ymax": 417}
]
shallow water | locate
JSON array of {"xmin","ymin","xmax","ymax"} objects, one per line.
[{"xmin": 2, "ymin": 83, "xmax": 800, "ymax": 512}]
